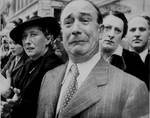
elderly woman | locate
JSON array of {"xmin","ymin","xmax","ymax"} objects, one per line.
[{"xmin": 1, "ymin": 16, "xmax": 64, "ymax": 118}]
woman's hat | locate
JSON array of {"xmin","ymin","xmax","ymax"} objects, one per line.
[{"xmin": 9, "ymin": 16, "xmax": 60, "ymax": 45}]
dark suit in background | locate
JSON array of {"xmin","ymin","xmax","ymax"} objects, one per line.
[
  {"xmin": 110, "ymin": 48, "xmax": 149, "ymax": 90},
  {"xmin": 123, "ymin": 49, "xmax": 149, "ymax": 90}
]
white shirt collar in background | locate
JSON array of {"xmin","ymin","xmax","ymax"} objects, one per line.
[{"xmin": 139, "ymin": 49, "xmax": 148, "ymax": 62}]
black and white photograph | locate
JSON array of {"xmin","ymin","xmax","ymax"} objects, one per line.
[{"xmin": 0, "ymin": 0, "xmax": 149, "ymax": 118}]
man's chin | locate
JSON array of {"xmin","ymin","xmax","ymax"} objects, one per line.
[{"xmin": 102, "ymin": 47, "xmax": 115, "ymax": 53}]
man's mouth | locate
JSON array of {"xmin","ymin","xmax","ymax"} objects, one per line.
[
  {"xmin": 133, "ymin": 38, "xmax": 142, "ymax": 43},
  {"xmin": 26, "ymin": 47, "xmax": 34, "ymax": 51},
  {"xmin": 104, "ymin": 40, "xmax": 114, "ymax": 44},
  {"xmin": 69, "ymin": 40, "xmax": 86, "ymax": 45}
]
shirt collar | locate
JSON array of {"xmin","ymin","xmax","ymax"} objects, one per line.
[
  {"xmin": 139, "ymin": 49, "xmax": 148, "ymax": 62},
  {"xmin": 67, "ymin": 51, "xmax": 101, "ymax": 72},
  {"xmin": 129, "ymin": 47, "xmax": 148, "ymax": 62},
  {"xmin": 113, "ymin": 45, "xmax": 123, "ymax": 56}
]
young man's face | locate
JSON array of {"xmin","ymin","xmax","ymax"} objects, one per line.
[
  {"xmin": 100, "ymin": 15, "xmax": 124, "ymax": 53},
  {"xmin": 127, "ymin": 17, "xmax": 150, "ymax": 53},
  {"xmin": 22, "ymin": 26, "xmax": 50, "ymax": 60},
  {"xmin": 61, "ymin": 0, "xmax": 102, "ymax": 62}
]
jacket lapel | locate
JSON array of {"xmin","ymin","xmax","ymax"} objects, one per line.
[
  {"xmin": 60, "ymin": 58, "xmax": 109, "ymax": 118},
  {"xmin": 38, "ymin": 63, "xmax": 68, "ymax": 118},
  {"xmin": 12, "ymin": 56, "xmax": 25, "ymax": 72}
]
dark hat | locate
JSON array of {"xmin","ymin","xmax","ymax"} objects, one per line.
[{"xmin": 10, "ymin": 16, "xmax": 60, "ymax": 45}]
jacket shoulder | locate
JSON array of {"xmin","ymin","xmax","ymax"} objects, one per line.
[{"xmin": 109, "ymin": 64, "xmax": 146, "ymax": 87}]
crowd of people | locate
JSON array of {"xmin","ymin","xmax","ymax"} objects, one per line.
[{"xmin": 0, "ymin": 0, "xmax": 149, "ymax": 118}]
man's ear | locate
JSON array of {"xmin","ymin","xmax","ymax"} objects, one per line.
[
  {"xmin": 98, "ymin": 24, "xmax": 104, "ymax": 33},
  {"xmin": 98, "ymin": 24, "xmax": 104, "ymax": 40}
]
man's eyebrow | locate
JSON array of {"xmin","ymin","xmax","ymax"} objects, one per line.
[
  {"xmin": 64, "ymin": 14, "xmax": 73, "ymax": 20},
  {"xmin": 80, "ymin": 12, "xmax": 92, "ymax": 17}
]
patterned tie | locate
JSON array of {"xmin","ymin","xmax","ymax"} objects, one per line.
[{"xmin": 60, "ymin": 64, "xmax": 79, "ymax": 111}]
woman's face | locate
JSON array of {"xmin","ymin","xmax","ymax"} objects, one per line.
[
  {"xmin": 22, "ymin": 26, "xmax": 51, "ymax": 60},
  {"xmin": 9, "ymin": 40, "xmax": 24, "ymax": 56}
]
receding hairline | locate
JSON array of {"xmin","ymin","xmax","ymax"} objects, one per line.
[
  {"xmin": 60, "ymin": 0, "xmax": 102, "ymax": 24},
  {"xmin": 128, "ymin": 16, "xmax": 149, "ymax": 25}
]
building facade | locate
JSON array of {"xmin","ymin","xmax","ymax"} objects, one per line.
[{"xmin": 0, "ymin": 0, "xmax": 150, "ymax": 32}]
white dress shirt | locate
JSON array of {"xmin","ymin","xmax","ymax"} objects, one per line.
[
  {"xmin": 139, "ymin": 49, "xmax": 148, "ymax": 62},
  {"xmin": 129, "ymin": 48, "xmax": 148, "ymax": 62}
]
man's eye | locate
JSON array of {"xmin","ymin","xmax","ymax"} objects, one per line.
[
  {"xmin": 139, "ymin": 27, "xmax": 146, "ymax": 32},
  {"xmin": 129, "ymin": 28, "xmax": 136, "ymax": 32},
  {"xmin": 104, "ymin": 26, "xmax": 111, "ymax": 31},
  {"xmin": 80, "ymin": 17, "xmax": 91, "ymax": 24},
  {"xmin": 64, "ymin": 18, "xmax": 74, "ymax": 27},
  {"xmin": 31, "ymin": 33, "xmax": 37, "ymax": 37},
  {"xmin": 115, "ymin": 28, "xmax": 121, "ymax": 34},
  {"xmin": 81, "ymin": 19, "xmax": 89, "ymax": 22}
]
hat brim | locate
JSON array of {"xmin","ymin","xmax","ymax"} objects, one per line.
[{"xmin": 10, "ymin": 17, "xmax": 60, "ymax": 45}]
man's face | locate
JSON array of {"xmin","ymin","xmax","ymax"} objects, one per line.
[
  {"xmin": 100, "ymin": 15, "xmax": 124, "ymax": 53},
  {"xmin": 61, "ymin": 0, "xmax": 101, "ymax": 62},
  {"xmin": 127, "ymin": 17, "xmax": 150, "ymax": 52},
  {"xmin": 22, "ymin": 26, "xmax": 50, "ymax": 60}
]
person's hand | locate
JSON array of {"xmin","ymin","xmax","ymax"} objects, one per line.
[
  {"xmin": 0, "ymin": 70, "xmax": 11, "ymax": 94},
  {"xmin": 1, "ymin": 88, "xmax": 21, "ymax": 118},
  {"xmin": 9, "ymin": 88, "xmax": 20, "ymax": 102},
  {"xmin": 0, "ymin": 100, "xmax": 13, "ymax": 118}
]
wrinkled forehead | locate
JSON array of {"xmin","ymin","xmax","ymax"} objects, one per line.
[
  {"xmin": 103, "ymin": 15, "xmax": 124, "ymax": 27},
  {"xmin": 60, "ymin": 0, "xmax": 98, "ymax": 22},
  {"xmin": 128, "ymin": 16, "xmax": 149, "ymax": 28}
]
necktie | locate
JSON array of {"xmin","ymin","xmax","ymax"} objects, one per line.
[{"xmin": 60, "ymin": 64, "xmax": 79, "ymax": 111}]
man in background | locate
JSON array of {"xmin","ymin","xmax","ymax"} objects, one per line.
[{"xmin": 126, "ymin": 15, "xmax": 150, "ymax": 89}]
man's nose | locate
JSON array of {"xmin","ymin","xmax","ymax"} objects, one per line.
[
  {"xmin": 134, "ymin": 29, "xmax": 140, "ymax": 36},
  {"xmin": 108, "ymin": 30, "xmax": 115, "ymax": 40},
  {"xmin": 72, "ymin": 20, "xmax": 81, "ymax": 35}
]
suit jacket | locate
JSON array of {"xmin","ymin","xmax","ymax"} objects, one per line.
[{"xmin": 37, "ymin": 58, "xmax": 149, "ymax": 118}]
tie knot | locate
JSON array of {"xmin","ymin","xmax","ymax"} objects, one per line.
[{"xmin": 70, "ymin": 64, "xmax": 79, "ymax": 78}]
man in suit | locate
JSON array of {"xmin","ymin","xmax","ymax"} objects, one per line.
[
  {"xmin": 36, "ymin": 0, "xmax": 149, "ymax": 118},
  {"xmin": 100, "ymin": 11, "xmax": 128, "ymax": 71},
  {"xmin": 126, "ymin": 15, "xmax": 150, "ymax": 89}
]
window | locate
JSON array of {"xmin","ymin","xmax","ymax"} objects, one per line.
[{"xmin": 54, "ymin": 8, "xmax": 61, "ymax": 21}]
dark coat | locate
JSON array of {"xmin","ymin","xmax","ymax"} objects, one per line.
[
  {"xmin": 1, "ymin": 52, "xmax": 28, "ymax": 81},
  {"xmin": 10, "ymin": 48, "xmax": 64, "ymax": 118},
  {"xmin": 1, "ymin": 53, "xmax": 28, "ymax": 100},
  {"xmin": 110, "ymin": 49, "xmax": 149, "ymax": 90},
  {"xmin": 122, "ymin": 49, "xmax": 149, "ymax": 90},
  {"xmin": 1, "ymin": 53, "xmax": 11, "ymax": 69}
]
